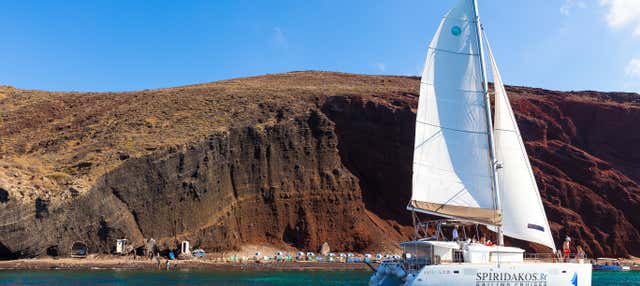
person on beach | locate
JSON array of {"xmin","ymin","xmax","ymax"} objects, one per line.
[{"xmin": 563, "ymin": 237, "xmax": 571, "ymax": 262}]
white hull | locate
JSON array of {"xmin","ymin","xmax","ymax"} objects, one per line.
[{"xmin": 371, "ymin": 262, "xmax": 591, "ymax": 286}]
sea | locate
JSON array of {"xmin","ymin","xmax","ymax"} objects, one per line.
[{"xmin": 0, "ymin": 270, "xmax": 638, "ymax": 285}]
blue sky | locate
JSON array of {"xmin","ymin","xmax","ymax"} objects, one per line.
[{"xmin": 1, "ymin": 0, "xmax": 639, "ymax": 92}]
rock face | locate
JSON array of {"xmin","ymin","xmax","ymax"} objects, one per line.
[
  {"xmin": 0, "ymin": 72, "xmax": 639, "ymax": 258},
  {"xmin": 101, "ymin": 112, "xmax": 374, "ymax": 253},
  {"xmin": 504, "ymin": 87, "xmax": 640, "ymax": 257}
]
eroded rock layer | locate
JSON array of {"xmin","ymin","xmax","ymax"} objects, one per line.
[{"xmin": 0, "ymin": 72, "xmax": 638, "ymax": 258}]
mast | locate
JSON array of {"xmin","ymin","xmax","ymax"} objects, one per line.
[
  {"xmin": 409, "ymin": 0, "xmax": 502, "ymax": 227},
  {"xmin": 472, "ymin": 0, "xmax": 504, "ymax": 246}
]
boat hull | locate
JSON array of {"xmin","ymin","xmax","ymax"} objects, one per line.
[{"xmin": 370, "ymin": 262, "xmax": 592, "ymax": 286}]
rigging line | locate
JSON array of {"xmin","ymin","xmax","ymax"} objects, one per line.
[
  {"xmin": 472, "ymin": 0, "xmax": 503, "ymax": 246},
  {"xmin": 427, "ymin": 47, "xmax": 480, "ymax": 56},
  {"xmin": 413, "ymin": 129, "xmax": 441, "ymax": 151},
  {"xmin": 412, "ymin": 210, "xmax": 418, "ymax": 241},
  {"xmin": 432, "ymin": 187, "xmax": 468, "ymax": 213},
  {"xmin": 416, "ymin": 120, "xmax": 488, "ymax": 135}
]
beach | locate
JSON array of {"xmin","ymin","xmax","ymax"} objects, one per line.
[
  {"xmin": 1, "ymin": 253, "xmax": 637, "ymax": 271},
  {"xmin": 0, "ymin": 243, "xmax": 388, "ymax": 271},
  {"xmin": 0, "ymin": 256, "xmax": 370, "ymax": 271}
]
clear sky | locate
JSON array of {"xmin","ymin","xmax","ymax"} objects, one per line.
[{"xmin": 1, "ymin": 0, "xmax": 639, "ymax": 92}]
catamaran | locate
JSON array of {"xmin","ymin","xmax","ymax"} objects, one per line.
[{"xmin": 368, "ymin": 0, "xmax": 592, "ymax": 285}]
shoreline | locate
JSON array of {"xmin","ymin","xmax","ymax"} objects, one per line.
[
  {"xmin": 0, "ymin": 257, "xmax": 371, "ymax": 271},
  {"xmin": 2, "ymin": 256, "xmax": 638, "ymax": 272}
]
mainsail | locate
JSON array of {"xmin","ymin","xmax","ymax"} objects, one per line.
[
  {"xmin": 486, "ymin": 36, "xmax": 556, "ymax": 250},
  {"xmin": 408, "ymin": 0, "xmax": 501, "ymax": 225}
]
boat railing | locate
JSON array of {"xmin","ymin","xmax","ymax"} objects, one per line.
[
  {"xmin": 524, "ymin": 252, "xmax": 585, "ymax": 263},
  {"xmin": 452, "ymin": 249, "xmax": 464, "ymax": 263}
]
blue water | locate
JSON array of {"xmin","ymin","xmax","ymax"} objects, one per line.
[
  {"xmin": 0, "ymin": 270, "xmax": 368, "ymax": 286},
  {"xmin": 593, "ymin": 271, "xmax": 640, "ymax": 285},
  {"xmin": 0, "ymin": 270, "xmax": 637, "ymax": 285}
]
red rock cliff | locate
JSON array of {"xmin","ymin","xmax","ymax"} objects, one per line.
[{"xmin": 0, "ymin": 72, "xmax": 638, "ymax": 258}]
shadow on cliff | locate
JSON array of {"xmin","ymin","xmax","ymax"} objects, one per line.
[{"xmin": 321, "ymin": 94, "xmax": 417, "ymax": 225}]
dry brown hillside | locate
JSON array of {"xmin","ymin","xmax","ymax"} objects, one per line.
[{"xmin": 0, "ymin": 71, "xmax": 639, "ymax": 258}]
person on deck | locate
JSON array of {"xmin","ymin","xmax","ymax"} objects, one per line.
[
  {"xmin": 554, "ymin": 250, "xmax": 562, "ymax": 263},
  {"xmin": 452, "ymin": 226, "xmax": 459, "ymax": 241},
  {"xmin": 562, "ymin": 237, "xmax": 571, "ymax": 262},
  {"xmin": 576, "ymin": 245, "xmax": 586, "ymax": 264}
]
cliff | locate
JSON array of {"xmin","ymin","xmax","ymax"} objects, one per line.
[{"xmin": 0, "ymin": 72, "xmax": 638, "ymax": 258}]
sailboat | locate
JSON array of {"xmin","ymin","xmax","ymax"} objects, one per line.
[{"xmin": 368, "ymin": 0, "xmax": 592, "ymax": 285}]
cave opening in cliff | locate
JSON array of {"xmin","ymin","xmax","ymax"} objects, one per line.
[
  {"xmin": 0, "ymin": 242, "xmax": 18, "ymax": 260},
  {"xmin": 0, "ymin": 188, "xmax": 9, "ymax": 203},
  {"xmin": 282, "ymin": 224, "xmax": 308, "ymax": 249},
  {"xmin": 46, "ymin": 245, "xmax": 59, "ymax": 257}
]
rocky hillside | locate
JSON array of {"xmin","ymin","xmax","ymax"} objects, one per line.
[{"xmin": 0, "ymin": 71, "xmax": 638, "ymax": 258}]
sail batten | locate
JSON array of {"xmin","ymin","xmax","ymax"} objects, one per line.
[
  {"xmin": 427, "ymin": 47, "xmax": 481, "ymax": 56},
  {"xmin": 409, "ymin": 0, "xmax": 500, "ymax": 225}
]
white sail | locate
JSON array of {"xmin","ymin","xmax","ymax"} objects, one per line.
[
  {"xmin": 408, "ymin": 0, "xmax": 500, "ymax": 225},
  {"xmin": 486, "ymin": 36, "xmax": 556, "ymax": 250}
]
